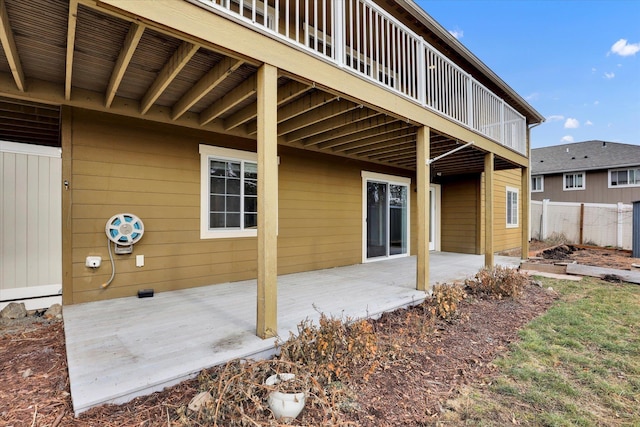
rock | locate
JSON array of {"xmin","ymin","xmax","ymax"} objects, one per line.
[
  {"xmin": 1, "ymin": 302, "xmax": 27, "ymax": 319},
  {"xmin": 22, "ymin": 368, "xmax": 33, "ymax": 378},
  {"xmin": 44, "ymin": 304, "xmax": 63, "ymax": 319},
  {"xmin": 546, "ymin": 287, "xmax": 554, "ymax": 292},
  {"xmin": 188, "ymin": 391, "xmax": 213, "ymax": 412}
]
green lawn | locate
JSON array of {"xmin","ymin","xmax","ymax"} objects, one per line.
[{"xmin": 441, "ymin": 276, "xmax": 640, "ymax": 426}]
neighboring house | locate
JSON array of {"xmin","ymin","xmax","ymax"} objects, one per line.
[
  {"xmin": 0, "ymin": 0, "xmax": 543, "ymax": 336},
  {"xmin": 531, "ymin": 141, "xmax": 640, "ymax": 204}
]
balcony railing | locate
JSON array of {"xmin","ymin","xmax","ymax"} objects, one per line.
[{"xmin": 189, "ymin": 0, "xmax": 527, "ymax": 156}]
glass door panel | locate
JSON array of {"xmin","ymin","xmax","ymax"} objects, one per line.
[
  {"xmin": 389, "ymin": 184, "xmax": 407, "ymax": 255},
  {"xmin": 366, "ymin": 181, "xmax": 387, "ymax": 258}
]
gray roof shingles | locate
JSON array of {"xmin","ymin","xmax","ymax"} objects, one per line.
[{"xmin": 531, "ymin": 140, "xmax": 640, "ymax": 175}]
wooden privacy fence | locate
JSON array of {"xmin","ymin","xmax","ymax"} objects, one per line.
[{"xmin": 531, "ymin": 199, "xmax": 633, "ymax": 250}]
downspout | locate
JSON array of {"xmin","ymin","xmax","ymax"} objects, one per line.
[
  {"xmin": 426, "ymin": 141, "xmax": 474, "ymax": 165},
  {"xmin": 527, "ymin": 122, "xmax": 543, "ymax": 244}
]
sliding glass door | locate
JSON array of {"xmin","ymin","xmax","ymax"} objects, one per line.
[{"xmin": 364, "ymin": 173, "xmax": 409, "ymax": 260}]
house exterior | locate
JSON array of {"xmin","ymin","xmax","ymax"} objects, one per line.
[
  {"xmin": 0, "ymin": 0, "xmax": 543, "ymax": 336},
  {"xmin": 531, "ymin": 141, "xmax": 640, "ymax": 204}
]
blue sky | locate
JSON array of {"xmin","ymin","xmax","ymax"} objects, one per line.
[{"xmin": 417, "ymin": 0, "xmax": 640, "ymax": 148}]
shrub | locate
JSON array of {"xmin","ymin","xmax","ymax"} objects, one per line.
[
  {"xmin": 277, "ymin": 314, "xmax": 377, "ymax": 385},
  {"xmin": 465, "ymin": 265, "xmax": 528, "ymax": 299},
  {"xmin": 431, "ymin": 283, "xmax": 467, "ymax": 320}
]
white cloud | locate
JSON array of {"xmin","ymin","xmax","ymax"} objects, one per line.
[
  {"xmin": 449, "ymin": 28, "xmax": 464, "ymax": 39},
  {"xmin": 525, "ymin": 92, "xmax": 539, "ymax": 101},
  {"xmin": 591, "ymin": 67, "xmax": 597, "ymax": 73},
  {"xmin": 610, "ymin": 39, "xmax": 640, "ymax": 57},
  {"xmin": 604, "ymin": 72, "xmax": 615, "ymax": 79},
  {"xmin": 561, "ymin": 135, "xmax": 574, "ymax": 143},
  {"xmin": 585, "ymin": 120, "xmax": 593, "ymax": 126},
  {"xmin": 594, "ymin": 100, "xmax": 599, "ymax": 106},
  {"xmin": 547, "ymin": 114, "xmax": 564, "ymax": 122},
  {"xmin": 564, "ymin": 118, "xmax": 579, "ymax": 129}
]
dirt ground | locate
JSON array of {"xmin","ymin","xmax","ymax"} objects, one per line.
[
  {"xmin": 529, "ymin": 242, "xmax": 640, "ymax": 271},
  {"xmin": 1, "ymin": 244, "xmax": 638, "ymax": 426}
]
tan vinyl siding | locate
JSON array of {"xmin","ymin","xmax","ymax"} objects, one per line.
[
  {"xmin": 277, "ymin": 151, "xmax": 363, "ymax": 274},
  {"xmin": 440, "ymin": 175, "xmax": 480, "ymax": 254},
  {"xmin": 69, "ymin": 108, "xmax": 258, "ymax": 303},
  {"xmin": 67, "ymin": 108, "xmax": 413, "ymax": 303},
  {"xmin": 493, "ymin": 169, "xmax": 522, "ymax": 252},
  {"xmin": 440, "ymin": 169, "xmax": 523, "ymax": 256}
]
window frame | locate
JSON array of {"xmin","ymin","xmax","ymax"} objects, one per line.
[
  {"xmin": 563, "ymin": 171, "xmax": 586, "ymax": 191},
  {"xmin": 199, "ymin": 145, "xmax": 258, "ymax": 239},
  {"xmin": 506, "ymin": 186, "xmax": 519, "ymax": 228},
  {"xmin": 608, "ymin": 167, "xmax": 640, "ymax": 188},
  {"xmin": 531, "ymin": 175, "xmax": 544, "ymax": 192}
]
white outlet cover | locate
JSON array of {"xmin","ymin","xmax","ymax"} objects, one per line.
[{"xmin": 86, "ymin": 256, "xmax": 102, "ymax": 268}]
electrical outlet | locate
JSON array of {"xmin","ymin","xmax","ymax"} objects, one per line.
[{"xmin": 86, "ymin": 256, "xmax": 102, "ymax": 268}]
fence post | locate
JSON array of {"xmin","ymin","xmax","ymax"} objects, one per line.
[
  {"xmin": 617, "ymin": 202, "xmax": 624, "ymax": 249},
  {"xmin": 541, "ymin": 199, "xmax": 549, "ymax": 240},
  {"xmin": 579, "ymin": 203, "xmax": 584, "ymax": 245}
]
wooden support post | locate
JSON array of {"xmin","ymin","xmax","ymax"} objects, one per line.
[
  {"xmin": 256, "ymin": 63, "xmax": 278, "ymax": 339},
  {"xmin": 521, "ymin": 166, "xmax": 530, "ymax": 260},
  {"xmin": 416, "ymin": 126, "xmax": 430, "ymax": 291},
  {"xmin": 61, "ymin": 106, "xmax": 73, "ymax": 305},
  {"xmin": 484, "ymin": 152, "xmax": 494, "ymax": 268}
]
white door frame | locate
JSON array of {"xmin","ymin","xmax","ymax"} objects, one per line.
[{"xmin": 361, "ymin": 171, "xmax": 411, "ymax": 262}]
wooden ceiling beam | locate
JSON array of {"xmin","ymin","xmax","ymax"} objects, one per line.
[
  {"xmin": 347, "ymin": 135, "xmax": 416, "ymax": 156},
  {"xmin": 275, "ymin": 90, "xmax": 338, "ymax": 124},
  {"xmin": 224, "ymin": 80, "xmax": 310, "ymax": 130},
  {"xmin": 173, "ymin": 57, "xmax": 243, "ymax": 120},
  {"xmin": 360, "ymin": 141, "xmax": 416, "ymax": 158},
  {"xmin": 199, "ymin": 74, "xmax": 256, "ymax": 125},
  {"xmin": 275, "ymin": 100, "xmax": 360, "ymax": 136},
  {"xmin": 105, "ymin": 22, "xmax": 145, "ymax": 107},
  {"xmin": 320, "ymin": 121, "xmax": 407, "ymax": 150},
  {"xmin": 286, "ymin": 108, "xmax": 381, "ymax": 143},
  {"xmin": 140, "ymin": 41, "xmax": 199, "ymax": 114},
  {"xmin": 300, "ymin": 110, "xmax": 385, "ymax": 146},
  {"xmin": 0, "ymin": 0, "xmax": 25, "ymax": 91},
  {"xmin": 373, "ymin": 149, "xmax": 416, "ymax": 162},
  {"xmin": 64, "ymin": 0, "xmax": 78, "ymax": 99},
  {"xmin": 246, "ymin": 99, "xmax": 358, "ymax": 136}
]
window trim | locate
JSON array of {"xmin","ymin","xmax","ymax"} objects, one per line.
[
  {"xmin": 608, "ymin": 167, "xmax": 640, "ymax": 188},
  {"xmin": 200, "ymin": 145, "xmax": 258, "ymax": 239},
  {"xmin": 563, "ymin": 171, "xmax": 586, "ymax": 191},
  {"xmin": 506, "ymin": 186, "xmax": 519, "ymax": 228},
  {"xmin": 531, "ymin": 175, "xmax": 544, "ymax": 193}
]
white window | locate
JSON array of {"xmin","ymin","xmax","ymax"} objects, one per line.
[
  {"xmin": 563, "ymin": 171, "xmax": 585, "ymax": 191},
  {"xmin": 609, "ymin": 168, "xmax": 640, "ymax": 188},
  {"xmin": 531, "ymin": 175, "xmax": 544, "ymax": 192},
  {"xmin": 506, "ymin": 187, "xmax": 518, "ymax": 228},
  {"xmin": 200, "ymin": 145, "xmax": 257, "ymax": 239}
]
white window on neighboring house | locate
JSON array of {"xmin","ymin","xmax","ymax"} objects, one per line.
[
  {"xmin": 563, "ymin": 171, "xmax": 585, "ymax": 191},
  {"xmin": 531, "ymin": 175, "xmax": 544, "ymax": 192},
  {"xmin": 609, "ymin": 168, "xmax": 640, "ymax": 188},
  {"xmin": 199, "ymin": 145, "xmax": 258, "ymax": 239},
  {"xmin": 506, "ymin": 187, "xmax": 518, "ymax": 228}
]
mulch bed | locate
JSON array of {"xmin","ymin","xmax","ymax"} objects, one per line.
[{"xmin": 1, "ymin": 283, "xmax": 557, "ymax": 426}]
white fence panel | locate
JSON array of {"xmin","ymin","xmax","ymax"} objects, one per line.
[
  {"xmin": 531, "ymin": 200, "xmax": 633, "ymax": 250},
  {"xmin": 1, "ymin": 141, "xmax": 62, "ymax": 310}
]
